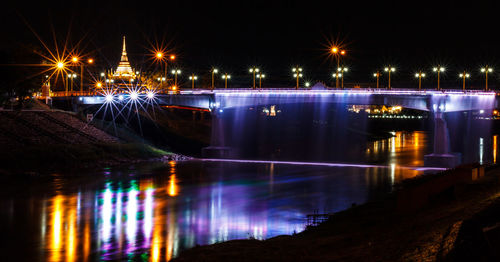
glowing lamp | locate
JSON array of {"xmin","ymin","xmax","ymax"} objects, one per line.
[
  {"xmin": 147, "ymin": 92, "xmax": 155, "ymax": 99},
  {"xmin": 88, "ymin": 59, "xmax": 94, "ymax": 64},
  {"xmin": 170, "ymin": 55, "xmax": 176, "ymax": 60},
  {"xmin": 130, "ymin": 91, "xmax": 138, "ymax": 100},
  {"xmin": 72, "ymin": 57, "xmax": 78, "ymax": 63},
  {"xmin": 57, "ymin": 62, "xmax": 64, "ymax": 69},
  {"xmin": 105, "ymin": 94, "xmax": 113, "ymax": 102}
]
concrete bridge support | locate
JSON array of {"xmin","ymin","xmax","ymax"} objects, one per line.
[
  {"xmin": 424, "ymin": 112, "xmax": 461, "ymax": 168},
  {"xmin": 202, "ymin": 111, "xmax": 234, "ymax": 158}
]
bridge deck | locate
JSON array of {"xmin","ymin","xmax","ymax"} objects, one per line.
[{"xmin": 40, "ymin": 88, "xmax": 498, "ymax": 113}]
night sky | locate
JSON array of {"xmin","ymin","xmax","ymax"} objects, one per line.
[{"xmin": 2, "ymin": 0, "xmax": 500, "ymax": 88}]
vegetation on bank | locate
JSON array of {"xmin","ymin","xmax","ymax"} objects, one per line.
[{"xmin": 0, "ymin": 142, "xmax": 171, "ymax": 174}]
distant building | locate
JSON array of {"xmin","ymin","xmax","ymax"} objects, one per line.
[{"xmin": 108, "ymin": 36, "xmax": 138, "ymax": 85}]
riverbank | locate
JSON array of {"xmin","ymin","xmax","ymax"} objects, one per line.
[
  {"xmin": 173, "ymin": 165, "xmax": 500, "ymax": 261},
  {"xmin": 0, "ymin": 142, "xmax": 176, "ymax": 175},
  {"xmin": 0, "ymin": 102, "xmax": 181, "ymax": 174}
]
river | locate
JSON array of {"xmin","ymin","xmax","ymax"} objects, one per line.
[{"xmin": 0, "ymin": 131, "xmax": 497, "ymax": 261}]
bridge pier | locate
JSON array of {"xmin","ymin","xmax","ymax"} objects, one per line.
[
  {"xmin": 202, "ymin": 111, "xmax": 235, "ymax": 158},
  {"xmin": 424, "ymin": 112, "xmax": 461, "ymax": 168}
]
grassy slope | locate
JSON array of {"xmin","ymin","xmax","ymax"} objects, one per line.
[{"xmin": 0, "ymin": 143, "xmax": 171, "ymax": 173}]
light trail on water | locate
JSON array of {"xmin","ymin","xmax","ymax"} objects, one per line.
[{"xmin": 197, "ymin": 158, "xmax": 447, "ymax": 171}]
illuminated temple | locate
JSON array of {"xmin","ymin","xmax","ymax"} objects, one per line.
[{"xmin": 110, "ymin": 36, "xmax": 137, "ymax": 82}]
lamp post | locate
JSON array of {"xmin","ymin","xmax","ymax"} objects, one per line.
[
  {"xmin": 331, "ymin": 47, "xmax": 346, "ymax": 88},
  {"xmin": 189, "ymin": 74, "xmax": 198, "ymax": 89},
  {"xmin": 211, "ymin": 68, "xmax": 218, "ymax": 90},
  {"xmin": 432, "ymin": 66, "xmax": 445, "ymax": 90},
  {"xmin": 157, "ymin": 77, "xmax": 166, "ymax": 86},
  {"xmin": 70, "ymin": 56, "xmax": 93, "ymax": 92},
  {"xmin": 83, "ymin": 58, "xmax": 93, "ymax": 92},
  {"xmin": 480, "ymin": 66, "xmax": 493, "ymax": 91},
  {"xmin": 221, "ymin": 73, "xmax": 231, "ymax": 89},
  {"xmin": 171, "ymin": 69, "xmax": 181, "ymax": 87},
  {"xmin": 459, "ymin": 71, "xmax": 470, "ymax": 91},
  {"xmin": 373, "ymin": 71, "xmax": 380, "ymax": 89},
  {"xmin": 414, "ymin": 71, "xmax": 426, "ymax": 90},
  {"xmin": 257, "ymin": 72, "xmax": 265, "ymax": 89},
  {"xmin": 249, "ymin": 67, "xmax": 260, "ymax": 89},
  {"xmin": 384, "ymin": 66, "xmax": 396, "ymax": 89},
  {"xmin": 155, "ymin": 52, "xmax": 175, "ymax": 87},
  {"xmin": 68, "ymin": 73, "xmax": 77, "ymax": 92},
  {"xmin": 332, "ymin": 72, "xmax": 342, "ymax": 88},
  {"xmin": 292, "ymin": 66, "xmax": 303, "ymax": 89},
  {"xmin": 337, "ymin": 66, "xmax": 348, "ymax": 89}
]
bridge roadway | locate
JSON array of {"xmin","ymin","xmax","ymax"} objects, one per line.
[
  {"xmin": 67, "ymin": 88, "xmax": 498, "ymax": 113},
  {"xmin": 49, "ymin": 87, "xmax": 498, "ymax": 167}
]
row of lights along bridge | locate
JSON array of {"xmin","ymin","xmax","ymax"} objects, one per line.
[
  {"xmin": 144, "ymin": 64, "xmax": 496, "ymax": 91},
  {"xmin": 53, "ymin": 49, "xmax": 496, "ymax": 92}
]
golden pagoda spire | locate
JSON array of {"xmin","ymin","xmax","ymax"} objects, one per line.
[
  {"xmin": 121, "ymin": 36, "xmax": 128, "ymax": 62},
  {"xmin": 113, "ymin": 36, "xmax": 135, "ymax": 78}
]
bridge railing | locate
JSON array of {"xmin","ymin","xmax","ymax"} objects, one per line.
[{"xmin": 38, "ymin": 87, "xmax": 497, "ymax": 99}]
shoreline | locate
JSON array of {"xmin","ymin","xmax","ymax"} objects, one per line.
[{"xmin": 0, "ymin": 142, "xmax": 189, "ymax": 176}]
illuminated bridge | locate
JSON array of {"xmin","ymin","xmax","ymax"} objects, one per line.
[
  {"xmin": 62, "ymin": 88, "xmax": 498, "ymax": 113},
  {"xmin": 48, "ymin": 87, "xmax": 498, "ymax": 167}
]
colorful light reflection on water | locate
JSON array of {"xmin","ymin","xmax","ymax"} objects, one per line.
[
  {"xmin": 2, "ymin": 131, "xmax": 499, "ymax": 261},
  {"xmin": 3, "ymin": 164, "xmax": 422, "ymax": 261}
]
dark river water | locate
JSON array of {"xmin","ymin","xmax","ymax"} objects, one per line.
[{"xmin": 0, "ymin": 131, "xmax": 497, "ymax": 261}]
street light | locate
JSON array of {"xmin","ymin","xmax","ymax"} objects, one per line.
[
  {"xmin": 384, "ymin": 66, "xmax": 396, "ymax": 89},
  {"xmin": 459, "ymin": 71, "xmax": 470, "ymax": 91},
  {"xmin": 171, "ymin": 69, "xmax": 181, "ymax": 87},
  {"xmin": 249, "ymin": 66, "xmax": 260, "ymax": 89},
  {"xmin": 432, "ymin": 66, "xmax": 445, "ymax": 90},
  {"xmin": 480, "ymin": 66, "xmax": 493, "ymax": 91},
  {"xmin": 337, "ymin": 67, "xmax": 348, "ymax": 89},
  {"xmin": 189, "ymin": 74, "xmax": 198, "ymax": 89},
  {"xmin": 257, "ymin": 72, "xmax": 265, "ymax": 89},
  {"xmin": 154, "ymin": 51, "xmax": 176, "ymax": 88},
  {"xmin": 221, "ymin": 73, "xmax": 231, "ymax": 89},
  {"xmin": 130, "ymin": 91, "xmax": 138, "ymax": 100},
  {"xmin": 331, "ymin": 46, "xmax": 347, "ymax": 88},
  {"xmin": 67, "ymin": 73, "xmax": 77, "ymax": 92},
  {"xmin": 211, "ymin": 68, "xmax": 218, "ymax": 90},
  {"xmin": 292, "ymin": 66, "xmax": 303, "ymax": 89},
  {"xmin": 332, "ymin": 72, "xmax": 342, "ymax": 88},
  {"xmin": 373, "ymin": 71, "xmax": 380, "ymax": 89},
  {"xmin": 414, "ymin": 71, "xmax": 426, "ymax": 90},
  {"xmin": 70, "ymin": 55, "xmax": 94, "ymax": 92}
]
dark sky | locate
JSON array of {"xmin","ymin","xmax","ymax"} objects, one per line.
[{"xmin": 2, "ymin": 0, "xmax": 500, "ymax": 87}]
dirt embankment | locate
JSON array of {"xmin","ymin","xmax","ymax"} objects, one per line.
[
  {"xmin": 173, "ymin": 165, "xmax": 500, "ymax": 261},
  {"xmin": 0, "ymin": 107, "xmax": 175, "ymax": 174}
]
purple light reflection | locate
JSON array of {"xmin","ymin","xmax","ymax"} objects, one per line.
[{"xmin": 197, "ymin": 158, "xmax": 447, "ymax": 171}]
